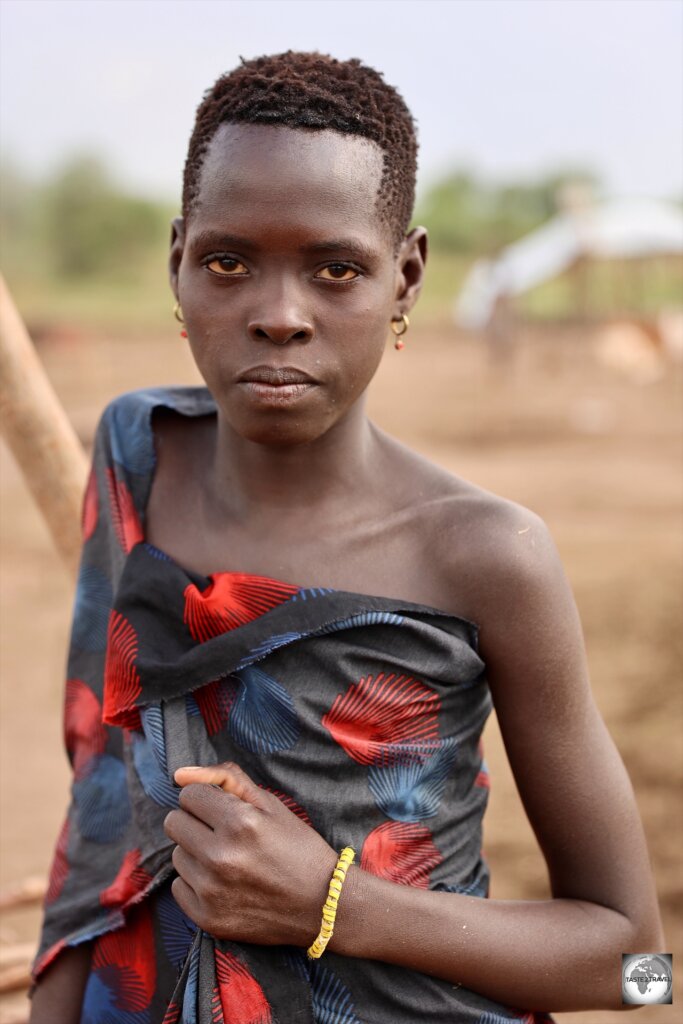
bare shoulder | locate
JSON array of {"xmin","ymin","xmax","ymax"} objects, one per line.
[{"xmin": 378, "ymin": 431, "xmax": 565, "ymax": 625}]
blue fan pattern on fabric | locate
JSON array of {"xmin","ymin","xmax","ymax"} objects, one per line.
[
  {"xmin": 314, "ymin": 611, "xmax": 405, "ymax": 635},
  {"xmin": 181, "ymin": 940, "xmax": 200, "ymax": 1024},
  {"xmin": 234, "ymin": 612, "xmax": 404, "ymax": 672},
  {"xmin": 143, "ymin": 542, "xmax": 174, "ymax": 562},
  {"xmin": 80, "ymin": 971, "xmax": 151, "ymax": 1024},
  {"xmin": 156, "ymin": 888, "xmax": 197, "ymax": 971},
  {"xmin": 310, "ymin": 963, "xmax": 361, "ymax": 1024},
  {"xmin": 131, "ymin": 731, "xmax": 179, "ymax": 809},
  {"xmin": 288, "ymin": 587, "xmax": 336, "ymax": 601},
  {"xmin": 71, "ymin": 565, "xmax": 113, "ymax": 652},
  {"xmin": 228, "ymin": 667, "xmax": 300, "ymax": 753},
  {"xmin": 73, "ymin": 754, "xmax": 131, "ymax": 843},
  {"xmin": 235, "ymin": 632, "xmax": 304, "ymax": 671},
  {"xmin": 478, "ymin": 1013, "xmax": 528, "ymax": 1024},
  {"xmin": 284, "ymin": 952, "xmax": 360, "ymax": 1024},
  {"xmin": 185, "ymin": 693, "xmax": 201, "ymax": 717},
  {"xmin": 105, "ymin": 395, "xmax": 156, "ymax": 476},
  {"xmin": 130, "ymin": 706, "xmax": 179, "ymax": 808},
  {"xmin": 367, "ymin": 739, "xmax": 458, "ymax": 821}
]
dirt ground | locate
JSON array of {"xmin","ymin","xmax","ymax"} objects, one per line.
[{"xmin": 1, "ymin": 320, "xmax": 681, "ymax": 1023}]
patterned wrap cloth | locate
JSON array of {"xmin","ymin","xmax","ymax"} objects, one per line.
[{"xmin": 34, "ymin": 387, "xmax": 553, "ymax": 1024}]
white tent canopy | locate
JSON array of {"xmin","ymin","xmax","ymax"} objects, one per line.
[{"xmin": 454, "ymin": 197, "xmax": 683, "ymax": 330}]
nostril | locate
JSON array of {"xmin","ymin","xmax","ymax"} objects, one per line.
[{"xmin": 249, "ymin": 325, "xmax": 312, "ymax": 343}]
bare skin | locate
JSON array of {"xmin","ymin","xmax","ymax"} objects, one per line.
[{"xmin": 31, "ymin": 124, "xmax": 663, "ymax": 1021}]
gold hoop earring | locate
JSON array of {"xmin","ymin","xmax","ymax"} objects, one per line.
[
  {"xmin": 173, "ymin": 301, "xmax": 187, "ymax": 338},
  {"xmin": 390, "ymin": 313, "xmax": 409, "ymax": 351}
]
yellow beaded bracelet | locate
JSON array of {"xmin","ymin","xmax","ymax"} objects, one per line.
[{"xmin": 307, "ymin": 847, "xmax": 355, "ymax": 959}]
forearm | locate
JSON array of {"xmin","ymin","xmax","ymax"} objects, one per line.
[
  {"xmin": 29, "ymin": 943, "xmax": 91, "ymax": 1024},
  {"xmin": 330, "ymin": 869, "xmax": 660, "ymax": 1012}
]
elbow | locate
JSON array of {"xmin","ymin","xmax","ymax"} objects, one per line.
[
  {"xmin": 607, "ymin": 908, "xmax": 667, "ymax": 1012},
  {"xmin": 625, "ymin": 901, "xmax": 666, "ymax": 957}
]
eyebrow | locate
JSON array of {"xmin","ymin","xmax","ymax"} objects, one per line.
[
  {"xmin": 188, "ymin": 231, "xmax": 255, "ymax": 252},
  {"xmin": 188, "ymin": 231, "xmax": 379, "ymax": 263},
  {"xmin": 304, "ymin": 239, "xmax": 379, "ymax": 263}
]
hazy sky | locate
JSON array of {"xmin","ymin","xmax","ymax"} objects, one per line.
[{"xmin": 1, "ymin": 0, "xmax": 681, "ymax": 206}]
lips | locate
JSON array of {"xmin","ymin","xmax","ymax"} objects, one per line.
[
  {"xmin": 236, "ymin": 365, "xmax": 319, "ymax": 406},
  {"xmin": 237, "ymin": 365, "xmax": 317, "ymax": 386}
]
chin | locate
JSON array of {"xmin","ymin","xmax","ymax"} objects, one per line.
[{"xmin": 237, "ymin": 415, "xmax": 333, "ymax": 448}]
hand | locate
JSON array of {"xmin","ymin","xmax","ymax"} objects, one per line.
[{"xmin": 164, "ymin": 762, "xmax": 338, "ymax": 946}]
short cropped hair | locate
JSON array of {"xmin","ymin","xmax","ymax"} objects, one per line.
[{"xmin": 182, "ymin": 51, "xmax": 418, "ymax": 247}]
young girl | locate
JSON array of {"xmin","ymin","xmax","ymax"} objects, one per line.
[{"xmin": 30, "ymin": 52, "xmax": 662, "ymax": 1024}]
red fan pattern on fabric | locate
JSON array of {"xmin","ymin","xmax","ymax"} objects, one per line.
[
  {"xmin": 64, "ymin": 678, "xmax": 107, "ymax": 779},
  {"xmin": 360, "ymin": 821, "xmax": 443, "ymax": 888},
  {"xmin": 91, "ymin": 902, "xmax": 156, "ymax": 1012},
  {"xmin": 45, "ymin": 819, "xmax": 70, "ymax": 906},
  {"xmin": 214, "ymin": 948, "xmax": 273, "ymax": 1023},
  {"xmin": 99, "ymin": 848, "xmax": 153, "ymax": 908},
  {"xmin": 322, "ymin": 673, "xmax": 441, "ymax": 765},
  {"xmin": 193, "ymin": 678, "xmax": 238, "ymax": 736},
  {"xmin": 103, "ymin": 611, "xmax": 142, "ymax": 728},
  {"xmin": 81, "ymin": 466, "xmax": 99, "ymax": 541},
  {"xmin": 183, "ymin": 574, "xmax": 299, "ymax": 642},
  {"xmin": 162, "ymin": 1001, "xmax": 181, "ymax": 1024},
  {"xmin": 106, "ymin": 469, "xmax": 144, "ymax": 555}
]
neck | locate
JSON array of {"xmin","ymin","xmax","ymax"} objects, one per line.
[{"xmin": 206, "ymin": 398, "xmax": 378, "ymax": 524}]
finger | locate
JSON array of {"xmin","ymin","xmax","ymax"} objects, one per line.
[
  {"xmin": 171, "ymin": 875, "xmax": 203, "ymax": 926},
  {"xmin": 164, "ymin": 807, "xmax": 216, "ymax": 861},
  {"xmin": 172, "ymin": 843, "xmax": 205, "ymax": 887},
  {"xmin": 178, "ymin": 782, "xmax": 247, "ymax": 830},
  {"xmin": 175, "ymin": 762, "xmax": 266, "ymax": 809}
]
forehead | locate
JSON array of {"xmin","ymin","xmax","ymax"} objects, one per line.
[{"xmin": 192, "ymin": 123, "xmax": 388, "ymax": 244}]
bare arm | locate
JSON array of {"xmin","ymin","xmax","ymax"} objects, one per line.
[{"xmin": 30, "ymin": 944, "xmax": 91, "ymax": 1024}]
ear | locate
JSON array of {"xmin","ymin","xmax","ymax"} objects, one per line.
[
  {"xmin": 169, "ymin": 216, "xmax": 186, "ymax": 300},
  {"xmin": 393, "ymin": 226, "xmax": 428, "ymax": 317}
]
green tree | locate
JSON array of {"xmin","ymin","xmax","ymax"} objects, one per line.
[{"xmin": 40, "ymin": 155, "xmax": 168, "ymax": 278}]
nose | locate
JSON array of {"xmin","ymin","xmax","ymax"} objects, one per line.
[
  {"xmin": 247, "ymin": 287, "xmax": 313, "ymax": 346},
  {"xmin": 248, "ymin": 319, "xmax": 313, "ymax": 345}
]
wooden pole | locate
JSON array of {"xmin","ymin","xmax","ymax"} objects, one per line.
[{"xmin": 0, "ymin": 273, "xmax": 87, "ymax": 576}]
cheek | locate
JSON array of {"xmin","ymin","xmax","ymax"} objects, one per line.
[
  {"xmin": 335, "ymin": 333, "xmax": 387, "ymax": 402},
  {"xmin": 185, "ymin": 327, "xmax": 223, "ymax": 384}
]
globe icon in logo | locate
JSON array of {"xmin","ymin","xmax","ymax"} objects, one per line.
[{"xmin": 622, "ymin": 954, "xmax": 672, "ymax": 1005}]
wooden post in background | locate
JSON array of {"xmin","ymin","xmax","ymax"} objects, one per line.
[{"xmin": 0, "ymin": 273, "xmax": 87, "ymax": 576}]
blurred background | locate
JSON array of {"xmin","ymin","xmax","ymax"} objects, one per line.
[{"xmin": 0, "ymin": 1, "xmax": 681, "ymax": 1021}]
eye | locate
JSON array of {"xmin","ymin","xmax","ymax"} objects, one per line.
[
  {"xmin": 205, "ymin": 256, "xmax": 249, "ymax": 276},
  {"xmin": 315, "ymin": 264, "xmax": 360, "ymax": 282}
]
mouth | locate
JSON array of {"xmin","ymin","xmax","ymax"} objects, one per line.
[
  {"xmin": 237, "ymin": 365, "xmax": 318, "ymax": 386},
  {"xmin": 236, "ymin": 365, "xmax": 319, "ymax": 405}
]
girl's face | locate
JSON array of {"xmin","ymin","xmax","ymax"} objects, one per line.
[{"xmin": 170, "ymin": 123, "xmax": 426, "ymax": 446}]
